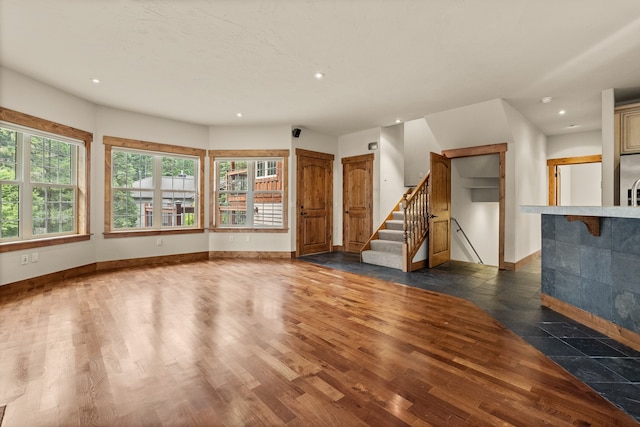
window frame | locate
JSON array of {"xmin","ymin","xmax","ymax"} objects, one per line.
[
  {"xmin": 0, "ymin": 107, "xmax": 92, "ymax": 253},
  {"xmin": 209, "ymin": 150, "xmax": 289, "ymax": 233},
  {"xmin": 104, "ymin": 136, "xmax": 206, "ymax": 238}
]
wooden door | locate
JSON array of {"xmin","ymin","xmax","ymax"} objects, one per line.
[
  {"xmin": 296, "ymin": 149, "xmax": 334, "ymax": 256},
  {"xmin": 428, "ymin": 152, "xmax": 451, "ymax": 268},
  {"xmin": 342, "ymin": 154, "xmax": 373, "ymax": 253}
]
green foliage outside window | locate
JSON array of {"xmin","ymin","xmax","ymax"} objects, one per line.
[{"xmin": 1, "ymin": 126, "xmax": 79, "ymax": 239}]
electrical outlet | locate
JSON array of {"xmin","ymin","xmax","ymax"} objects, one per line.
[
  {"xmin": 156, "ymin": 238, "xmax": 162, "ymax": 246},
  {"xmin": 31, "ymin": 252, "xmax": 39, "ymax": 263},
  {"xmin": 21, "ymin": 254, "xmax": 29, "ymax": 265},
  {"xmin": 229, "ymin": 235, "xmax": 234, "ymax": 242}
]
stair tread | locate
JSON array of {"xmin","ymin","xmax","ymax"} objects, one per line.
[{"xmin": 371, "ymin": 239, "xmax": 403, "ymax": 245}]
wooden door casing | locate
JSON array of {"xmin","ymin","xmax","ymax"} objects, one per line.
[
  {"xmin": 428, "ymin": 152, "xmax": 451, "ymax": 268},
  {"xmin": 342, "ymin": 154, "xmax": 373, "ymax": 253},
  {"xmin": 296, "ymin": 149, "xmax": 334, "ymax": 256}
]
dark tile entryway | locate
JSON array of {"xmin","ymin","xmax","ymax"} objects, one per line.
[{"xmin": 300, "ymin": 252, "xmax": 640, "ymax": 423}]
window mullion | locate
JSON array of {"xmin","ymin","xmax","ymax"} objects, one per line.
[
  {"xmin": 21, "ymin": 132, "xmax": 33, "ymax": 239},
  {"xmin": 247, "ymin": 161, "xmax": 255, "ymax": 227},
  {"xmin": 152, "ymin": 155, "xmax": 162, "ymax": 229}
]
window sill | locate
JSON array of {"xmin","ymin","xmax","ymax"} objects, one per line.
[
  {"xmin": 209, "ymin": 227, "xmax": 289, "ymax": 233},
  {"xmin": 103, "ymin": 228, "xmax": 205, "ymax": 239},
  {"xmin": 0, "ymin": 234, "xmax": 91, "ymax": 253}
]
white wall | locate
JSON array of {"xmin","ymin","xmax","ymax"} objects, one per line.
[
  {"xmin": 547, "ymin": 130, "xmax": 602, "ymax": 158},
  {"xmin": 0, "ymin": 67, "xmax": 98, "ymax": 285},
  {"xmin": 404, "ymin": 118, "xmax": 441, "ymax": 186},
  {"xmin": 558, "ymin": 163, "xmax": 601, "ymax": 206},
  {"xmin": 425, "ymin": 98, "xmax": 527, "ymax": 265},
  {"xmin": 548, "ymin": 132, "xmax": 603, "ymax": 205},
  {"xmin": 502, "ymin": 100, "xmax": 546, "ymax": 263},
  {"xmin": 0, "ymin": 67, "xmax": 96, "ymax": 131},
  {"xmin": 424, "ymin": 98, "xmax": 547, "ymax": 265},
  {"xmin": 602, "ymin": 88, "xmax": 617, "ymax": 205},
  {"xmin": 425, "ymin": 99, "xmax": 512, "ymax": 150},
  {"xmin": 339, "ymin": 128, "xmax": 382, "ymax": 230},
  {"xmin": 96, "ymin": 106, "xmax": 210, "ymax": 262},
  {"xmin": 380, "ymin": 124, "xmax": 406, "ymax": 216}
]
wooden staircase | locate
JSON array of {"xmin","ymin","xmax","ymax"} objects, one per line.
[{"xmin": 360, "ymin": 172, "xmax": 430, "ymax": 272}]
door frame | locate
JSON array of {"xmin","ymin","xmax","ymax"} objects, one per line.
[
  {"xmin": 295, "ymin": 148, "xmax": 334, "ymax": 257},
  {"xmin": 342, "ymin": 154, "xmax": 374, "ymax": 253},
  {"xmin": 547, "ymin": 155, "xmax": 602, "ymax": 206},
  {"xmin": 441, "ymin": 143, "xmax": 507, "ymax": 270}
]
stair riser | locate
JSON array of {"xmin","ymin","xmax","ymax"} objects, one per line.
[
  {"xmin": 378, "ymin": 230, "xmax": 404, "ymax": 242},
  {"xmin": 385, "ymin": 220, "xmax": 404, "ymax": 231},
  {"xmin": 370, "ymin": 240, "xmax": 403, "ymax": 255},
  {"xmin": 361, "ymin": 250, "xmax": 403, "ymax": 270}
]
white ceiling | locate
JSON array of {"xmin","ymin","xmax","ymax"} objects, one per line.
[{"xmin": 2, "ymin": 0, "xmax": 640, "ymax": 137}]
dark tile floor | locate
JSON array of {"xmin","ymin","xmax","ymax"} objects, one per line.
[{"xmin": 299, "ymin": 252, "xmax": 640, "ymax": 423}]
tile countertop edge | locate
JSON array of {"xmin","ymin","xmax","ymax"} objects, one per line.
[{"xmin": 520, "ymin": 205, "xmax": 640, "ymax": 219}]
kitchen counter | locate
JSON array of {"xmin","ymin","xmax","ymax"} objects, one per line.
[
  {"xmin": 522, "ymin": 205, "xmax": 640, "ymax": 349},
  {"xmin": 521, "ymin": 205, "xmax": 640, "ymax": 218}
]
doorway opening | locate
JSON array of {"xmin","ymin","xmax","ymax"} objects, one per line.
[
  {"xmin": 442, "ymin": 143, "xmax": 507, "ymax": 269},
  {"xmin": 547, "ymin": 155, "xmax": 602, "ymax": 206}
]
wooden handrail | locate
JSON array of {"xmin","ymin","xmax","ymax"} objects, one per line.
[{"xmin": 404, "ymin": 171, "xmax": 430, "ymax": 206}]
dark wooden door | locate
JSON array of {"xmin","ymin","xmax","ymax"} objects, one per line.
[
  {"xmin": 428, "ymin": 152, "xmax": 451, "ymax": 268},
  {"xmin": 342, "ymin": 154, "xmax": 373, "ymax": 253},
  {"xmin": 296, "ymin": 149, "xmax": 334, "ymax": 256}
]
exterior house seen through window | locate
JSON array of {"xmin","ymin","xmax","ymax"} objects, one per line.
[
  {"xmin": 0, "ymin": 107, "xmax": 92, "ymax": 251},
  {"xmin": 104, "ymin": 136, "xmax": 205, "ymax": 237},
  {"xmin": 210, "ymin": 150, "xmax": 289, "ymax": 231}
]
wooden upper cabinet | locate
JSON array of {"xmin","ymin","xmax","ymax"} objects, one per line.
[{"xmin": 616, "ymin": 102, "xmax": 640, "ymax": 154}]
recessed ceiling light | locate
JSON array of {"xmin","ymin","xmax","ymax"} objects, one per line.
[
  {"xmin": 236, "ymin": 113, "xmax": 242, "ymax": 118},
  {"xmin": 559, "ymin": 110, "xmax": 566, "ymax": 115},
  {"xmin": 541, "ymin": 97, "xmax": 553, "ymax": 104},
  {"xmin": 313, "ymin": 72, "xmax": 325, "ymax": 80},
  {"xmin": 91, "ymin": 78, "xmax": 101, "ymax": 84},
  {"xmin": 395, "ymin": 119, "xmax": 402, "ymax": 124}
]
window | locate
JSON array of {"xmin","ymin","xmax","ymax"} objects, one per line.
[
  {"xmin": 256, "ymin": 160, "xmax": 277, "ymax": 178},
  {"xmin": 104, "ymin": 136, "xmax": 205, "ymax": 237},
  {"xmin": 0, "ymin": 107, "xmax": 91, "ymax": 251},
  {"xmin": 210, "ymin": 150, "xmax": 289, "ymax": 231}
]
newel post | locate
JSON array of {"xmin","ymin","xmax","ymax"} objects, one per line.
[{"xmin": 401, "ymin": 193, "xmax": 409, "ymax": 272}]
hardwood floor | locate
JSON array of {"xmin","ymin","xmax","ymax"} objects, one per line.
[{"xmin": 0, "ymin": 259, "xmax": 637, "ymax": 426}]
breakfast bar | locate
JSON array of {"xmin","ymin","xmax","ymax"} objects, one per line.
[{"xmin": 521, "ymin": 205, "xmax": 640, "ymax": 350}]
